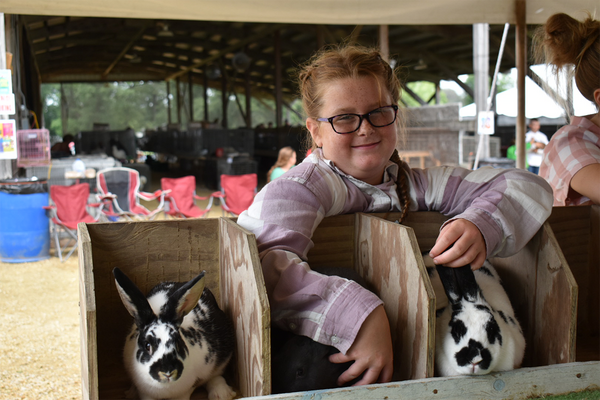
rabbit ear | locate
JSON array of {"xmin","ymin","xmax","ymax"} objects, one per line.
[
  {"xmin": 436, "ymin": 265, "xmax": 462, "ymax": 304},
  {"xmin": 113, "ymin": 267, "xmax": 156, "ymax": 327},
  {"xmin": 164, "ymin": 271, "xmax": 206, "ymax": 322},
  {"xmin": 452, "ymin": 265, "xmax": 480, "ymax": 302}
]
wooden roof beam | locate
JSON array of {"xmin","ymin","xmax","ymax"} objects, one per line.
[
  {"xmin": 166, "ymin": 23, "xmax": 284, "ymax": 81},
  {"xmin": 102, "ymin": 23, "xmax": 150, "ymax": 79}
]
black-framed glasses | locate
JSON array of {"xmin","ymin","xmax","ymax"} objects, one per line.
[{"xmin": 316, "ymin": 105, "xmax": 398, "ymax": 134}]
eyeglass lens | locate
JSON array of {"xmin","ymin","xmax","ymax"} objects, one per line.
[{"xmin": 332, "ymin": 106, "xmax": 396, "ymax": 134}]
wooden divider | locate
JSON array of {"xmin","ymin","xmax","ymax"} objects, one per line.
[
  {"xmin": 548, "ymin": 205, "xmax": 599, "ymax": 361},
  {"xmin": 355, "ymin": 213, "xmax": 435, "ymax": 380},
  {"xmin": 491, "ymin": 223, "xmax": 577, "ymax": 366},
  {"xmin": 219, "ymin": 218, "xmax": 271, "ymax": 398}
]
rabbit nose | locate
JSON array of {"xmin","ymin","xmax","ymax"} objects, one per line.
[{"xmin": 159, "ymin": 370, "xmax": 178, "ymax": 381}]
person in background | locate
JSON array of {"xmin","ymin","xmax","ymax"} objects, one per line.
[
  {"xmin": 506, "ymin": 138, "xmax": 530, "ymax": 168},
  {"xmin": 525, "ymin": 118, "xmax": 549, "ymax": 174},
  {"xmin": 50, "ymin": 134, "xmax": 75, "ymax": 158},
  {"xmin": 237, "ymin": 44, "xmax": 553, "ymax": 386},
  {"xmin": 536, "ymin": 12, "xmax": 600, "ymax": 206},
  {"xmin": 267, "ymin": 146, "xmax": 296, "ymax": 182}
]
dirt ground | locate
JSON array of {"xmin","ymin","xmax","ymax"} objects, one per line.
[
  {"xmin": 0, "ymin": 183, "xmax": 224, "ymax": 400},
  {"xmin": 0, "ymin": 256, "xmax": 81, "ymax": 400}
]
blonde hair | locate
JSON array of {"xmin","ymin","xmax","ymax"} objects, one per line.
[
  {"xmin": 267, "ymin": 146, "xmax": 295, "ymax": 182},
  {"xmin": 533, "ymin": 12, "xmax": 600, "ymax": 113},
  {"xmin": 297, "ymin": 44, "xmax": 410, "ymax": 221}
]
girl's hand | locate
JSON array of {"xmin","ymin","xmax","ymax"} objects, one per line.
[
  {"xmin": 429, "ymin": 218, "xmax": 486, "ymax": 270},
  {"xmin": 328, "ymin": 305, "xmax": 393, "ymax": 386}
]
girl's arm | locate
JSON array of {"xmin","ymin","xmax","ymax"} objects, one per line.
[
  {"xmin": 570, "ymin": 163, "xmax": 600, "ymax": 204},
  {"xmin": 406, "ymin": 165, "xmax": 554, "ymax": 267}
]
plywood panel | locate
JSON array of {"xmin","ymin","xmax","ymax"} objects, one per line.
[
  {"xmin": 308, "ymin": 214, "xmax": 354, "ymax": 268},
  {"xmin": 355, "ymin": 213, "xmax": 435, "ymax": 380},
  {"xmin": 220, "ymin": 218, "xmax": 271, "ymax": 397},
  {"xmin": 79, "ymin": 219, "xmax": 220, "ymax": 399},
  {"xmin": 77, "ymin": 223, "xmax": 98, "ymax": 400}
]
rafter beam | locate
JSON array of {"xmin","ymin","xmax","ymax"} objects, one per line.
[
  {"xmin": 102, "ymin": 24, "xmax": 149, "ymax": 79},
  {"xmin": 166, "ymin": 24, "xmax": 284, "ymax": 81}
]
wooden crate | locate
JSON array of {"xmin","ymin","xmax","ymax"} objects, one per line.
[
  {"xmin": 309, "ymin": 213, "xmax": 436, "ymax": 381},
  {"xmin": 548, "ymin": 205, "xmax": 600, "ymax": 362},
  {"xmin": 78, "ymin": 218, "xmax": 270, "ymax": 400},
  {"xmin": 312, "ymin": 211, "xmax": 578, "ymax": 369},
  {"xmin": 79, "ymin": 211, "xmax": 594, "ymax": 400}
]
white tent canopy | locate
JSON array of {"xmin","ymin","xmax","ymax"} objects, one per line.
[
  {"xmin": 460, "ymin": 71, "xmax": 598, "ymax": 120},
  {"xmin": 1, "ymin": 0, "xmax": 598, "ymax": 25}
]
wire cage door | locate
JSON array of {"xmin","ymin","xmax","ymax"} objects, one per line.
[{"xmin": 17, "ymin": 129, "xmax": 51, "ymax": 167}]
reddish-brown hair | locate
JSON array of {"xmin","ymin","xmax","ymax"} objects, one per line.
[{"xmin": 534, "ymin": 12, "xmax": 600, "ymax": 110}]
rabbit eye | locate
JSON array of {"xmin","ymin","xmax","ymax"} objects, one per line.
[
  {"xmin": 144, "ymin": 341, "xmax": 153, "ymax": 354},
  {"xmin": 296, "ymin": 367, "xmax": 305, "ymax": 378}
]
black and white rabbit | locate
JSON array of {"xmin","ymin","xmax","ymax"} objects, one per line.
[
  {"xmin": 113, "ymin": 268, "xmax": 236, "ymax": 400},
  {"xmin": 429, "ymin": 260, "xmax": 525, "ymax": 377}
]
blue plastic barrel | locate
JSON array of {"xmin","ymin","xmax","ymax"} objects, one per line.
[{"xmin": 0, "ymin": 178, "xmax": 50, "ymax": 263}]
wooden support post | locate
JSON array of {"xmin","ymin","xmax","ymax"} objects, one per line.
[
  {"xmin": 166, "ymin": 80, "xmax": 172, "ymax": 125},
  {"xmin": 221, "ymin": 60, "xmax": 228, "ymax": 128},
  {"xmin": 245, "ymin": 68, "xmax": 252, "ymax": 128},
  {"xmin": 515, "ymin": 0, "xmax": 526, "ymax": 170},
  {"xmin": 203, "ymin": 72, "xmax": 209, "ymax": 122},
  {"xmin": 188, "ymin": 71, "xmax": 194, "ymax": 123},
  {"xmin": 274, "ymin": 30, "xmax": 283, "ymax": 131},
  {"xmin": 379, "ymin": 25, "xmax": 389, "ymax": 62},
  {"xmin": 176, "ymin": 77, "xmax": 182, "ymax": 124}
]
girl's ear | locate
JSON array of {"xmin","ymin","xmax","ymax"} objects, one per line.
[
  {"xmin": 306, "ymin": 118, "xmax": 322, "ymax": 148},
  {"xmin": 594, "ymin": 88, "xmax": 600, "ymax": 108}
]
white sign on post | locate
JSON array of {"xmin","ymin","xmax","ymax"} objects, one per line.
[
  {"xmin": 0, "ymin": 70, "xmax": 15, "ymax": 115},
  {"xmin": 477, "ymin": 111, "xmax": 495, "ymax": 135}
]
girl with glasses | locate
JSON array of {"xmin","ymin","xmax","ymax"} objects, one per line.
[{"xmin": 237, "ymin": 44, "xmax": 553, "ymax": 387}]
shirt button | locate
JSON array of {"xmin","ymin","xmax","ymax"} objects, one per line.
[
  {"xmin": 289, "ymin": 323, "xmax": 297, "ymax": 331},
  {"xmin": 331, "ymin": 335, "xmax": 340, "ymax": 344}
]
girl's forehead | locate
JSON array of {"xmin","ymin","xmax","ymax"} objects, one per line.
[{"xmin": 319, "ymin": 75, "xmax": 392, "ymax": 112}]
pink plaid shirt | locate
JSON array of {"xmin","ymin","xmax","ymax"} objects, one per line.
[{"xmin": 540, "ymin": 116, "xmax": 600, "ymax": 206}]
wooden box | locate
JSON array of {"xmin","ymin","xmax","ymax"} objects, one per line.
[
  {"xmin": 548, "ymin": 205, "xmax": 599, "ymax": 362},
  {"xmin": 78, "ymin": 218, "xmax": 270, "ymax": 399},
  {"xmin": 79, "ymin": 212, "xmax": 597, "ymax": 400}
]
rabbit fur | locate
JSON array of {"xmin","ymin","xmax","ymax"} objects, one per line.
[
  {"xmin": 113, "ymin": 268, "xmax": 236, "ymax": 400},
  {"xmin": 426, "ymin": 258, "xmax": 526, "ymax": 377},
  {"xmin": 271, "ymin": 266, "xmax": 369, "ymax": 393}
]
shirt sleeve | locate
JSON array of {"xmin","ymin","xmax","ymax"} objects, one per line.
[
  {"xmin": 541, "ymin": 127, "xmax": 600, "ymax": 206},
  {"xmin": 405, "ymin": 164, "xmax": 554, "ymax": 257},
  {"xmin": 237, "ymin": 167, "xmax": 382, "ymax": 354}
]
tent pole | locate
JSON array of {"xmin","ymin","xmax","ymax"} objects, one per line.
[
  {"xmin": 176, "ymin": 77, "xmax": 182, "ymax": 124},
  {"xmin": 472, "ymin": 22, "xmax": 490, "ymax": 170},
  {"xmin": 515, "ymin": 0, "xmax": 527, "ymax": 169}
]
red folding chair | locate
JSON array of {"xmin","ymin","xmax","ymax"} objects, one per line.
[
  {"xmin": 43, "ymin": 183, "xmax": 104, "ymax": 261},
  {"xmin": 213, "ymin": 173, "xmax": 257, "ymax": 217},
  {"xmin": 160, "ymin": 175, "xmax": 214, "ymax": 218},
  {"xmin": 96, "ymin": 167, "xmax": 166, "ymax": 221}
]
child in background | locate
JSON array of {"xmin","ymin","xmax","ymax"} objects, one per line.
[
  {"xmin": 535, "ymin": 12, "xmax": 600, "ymax": 206},
  {"xmin": 237, "ymin": 45, "xmax": 553, "ymax": 386},
  {"xmin": 267, "ymin": 146, "xmax": 297, "ymax": 182}
]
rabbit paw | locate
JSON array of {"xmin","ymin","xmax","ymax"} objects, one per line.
[{"xmin": 206, "ymin": 375, "xmax": 236, "ymax": 400}]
